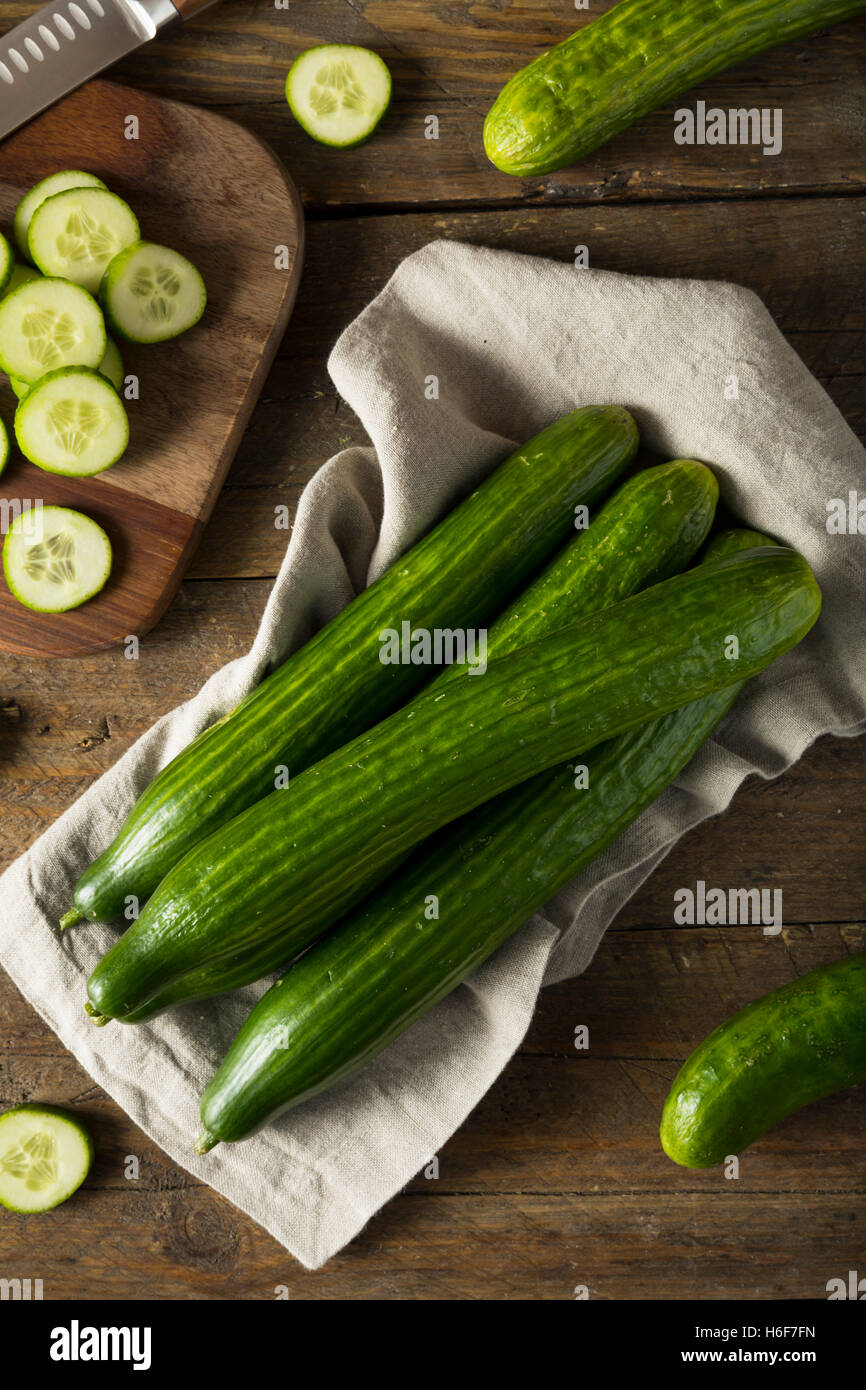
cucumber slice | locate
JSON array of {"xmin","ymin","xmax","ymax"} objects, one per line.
[
  {"xmin": 3, "ymin": 262, "xmax": 42, "ymax": 298},
  {"xmin": 0, "ymin": 233, "xmax": 13, "ymax": 294},
  {"xmin": 0, "ymin": 415, "xmax": 8, "ymax": 475},
  {"xmin": 98, "ymin": 337, "xmax": 124, "ymax": 392},
  {"xmin": 10, "ymin": 339, "xmax": 120, "ymax": 402},
  {"xmin": 15, "ymin": 367, "xmax": 128, "ymax": 477},
  {"xmin": 0, "ymin": 1104, "xmax": 93, "ymax": 1213},
  {"xmin": 0, "ymin": 277, "xmax": 106, "ymax": 384},
  {"xmin": 28, "ymin": 187, "xmax": 139, "ymax": 295},
  {"xmin": 100, "ymin": 240, "xmax": 206, "ymax": 344},
  {"xmin": 3, "ymin": 505, "xmax": 112, "ymax": 613},
  {"xmin": 14, "ymin": 170, "xmax": 107, "ymax": 260},
  {"xmin": 285, "ymin": 45, "xmax": 392, "ymax": 148}
]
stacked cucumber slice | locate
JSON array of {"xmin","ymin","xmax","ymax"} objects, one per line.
[{"xmin": 0, "ymin": 169, "xmax": 207, "ymax": 613}]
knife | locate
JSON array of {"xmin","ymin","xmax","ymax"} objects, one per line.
[{"xmin": 0, "ymin": 0, "xmax": 218, "ymax": 141}]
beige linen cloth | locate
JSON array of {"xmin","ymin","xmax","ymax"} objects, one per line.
[{"xmin": 1, "ymin": 242, "xmax": 865, "ymax": 1270}]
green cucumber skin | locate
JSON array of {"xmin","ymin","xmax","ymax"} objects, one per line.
[
  {"xmin": 661, "ymin": 953, "xmax": 866, "ymax": 1168},
  {"xmin": 70, "ymin": 407, "xmax": 638, "ymax": 923},
  {"xmin": 88, "ymin": 543, "xmax": 819, "ymax": 1022},
  {"xmin": 198, "ymin": 528, "xmax": 762, "ymax": 1143},
  {"xmin": 483, "ymin": 0, "xmax": 866, "ymax": 176},
  {"xmin": 120, "ymin": 459, "xmax": 721, "ymax": 1022}
]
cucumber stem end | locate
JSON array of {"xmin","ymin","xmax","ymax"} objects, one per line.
[
  {"xmin": 195, "ymin": 1132, "xmax": 219, "ymax": 1156},
  {"xmin": 59, "ymin": 907, "xmax": 84, "ymax": 931}
]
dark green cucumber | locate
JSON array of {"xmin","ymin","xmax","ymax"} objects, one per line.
[
  {"xmin": 483, "ymin": 0, "xmax": 866, "ymax": 176},
  {"xmin": 116, "ymin": 459, "xmax": 720, "ymax": 1023},
  {"xmin": 661, "ymin": 953, "xmax": 866, "ymax": 1168},
  {"xmin": 196, "ymin": 531, "xmax": 772, "ymax": 1149},
  {"xmin": 64, "ymin": 406, "xmax": 637, "ymax": 927},
  {"xmin": 87, "ymin": 541, "xmax": 819, "ymax": 1023}
]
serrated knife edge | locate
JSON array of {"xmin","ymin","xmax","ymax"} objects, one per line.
[{"xmin": 0, "ymin": 0, "xmax": 185, "ymax": 141}]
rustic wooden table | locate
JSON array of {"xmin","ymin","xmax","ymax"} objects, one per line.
[{"xmin": 0, "ymin": 1, "xmax": 864, "ymax": 1301}]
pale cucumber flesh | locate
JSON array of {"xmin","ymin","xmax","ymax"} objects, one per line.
[
  {"xmin": 15, "ymin": 368, "xmax": 128, "ymax": 476},
  {"xmin": 0, "ymin": 277, "xmax": 106, "ymax": 384},
  {"xmin": 14, "ymin": 169, "xmax": 106, "ymax": 260},
  {"xmin": 2, "ymin": 504, "xmax": 113, "ymax": 613},
  {"xmin": 0, "ymin": 1104, "xmax": 93, "ymax": 1213},
  {"xmin": 28, "ymin": 187, "xmax": 139, "ymax": 295},
  {"xmin": 286, "ymin": 45, "xmax": 392, "ymax": 147},
  {"xmin": 101, "ymin": 240, "xmax": 206, "ymax": 344}
]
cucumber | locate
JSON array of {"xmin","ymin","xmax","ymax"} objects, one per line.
[
  {"xmin": 65, "ymin": 406, "xmax": 638, "ymax": 926},
  {"xmin": 3, "ymin": 263, "xmax": 41, "ymax": 298},
  {"xmin": 483, "ymin": 0, "xmax": 866, "ymax": 176},
  {"xmin": 14, "ymin": 169, "xmax": 107, "ymax": 260},
  {"xmin": 0, "ymin": 1104, "xmax": 93, "ymax": 1212},
  {"xmin": 122, "ymin": 460, "xmax": 723, "ymax": 1023},
  {"xmin": 198, "ymin": 528, "xmax": 767, "ymax": 1149},
  {"xmin": 286, "ymin": 45, "xmax": 392, "ymax": 148},
  {"xmin": 0, "ymin": 233, "xmax": 13, "ymax": 294},
  {"xmin": 28, "ymin": 187, "xmax": 139, "ymax": 295},
  {"xmin": 3, "ymin": 505, "xmax": 112, "ymax": 613},
  {"xmin": 0, "ymin": 415, "xmax": 8, "ymax": 475},
  {"xmin": 100, "ymin": 241, "xmax": 206, "ymax": 344},
  {"xmin": 86, "ymin": 542, "xmax": 820, "ymax": 1023},
  {"xmin": 661, "ymin": 952, "xmax": 866, "ymax": 1168},
  {"xmin": 98, "ymin": 337, "xmax": 124, "ymax": 393},
  {"xmin": 0, "ymin": 277, "xmax": 106, "ymax": 385},
  {"xmin": 15, "ymin": 367, "xmax": 128, "ymax": 477},
  {"xmin": 11, "ymin": 338, "xmax": 123, "ymax": 402}
]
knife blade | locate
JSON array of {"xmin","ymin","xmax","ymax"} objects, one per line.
[{"xmin": 0, "ymin": 0, "xmax": 214, "ymax": 141}]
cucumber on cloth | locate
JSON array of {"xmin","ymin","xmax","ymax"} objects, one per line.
[
  {"xmin": 0, "ymin": 277, "xmax": 106, "ymax": 384},
  {"xmin": 484, "ymin": 0, "xmax": 866, "ymax": 176},
  {"xmin": 198, "ymin": 528, "xmax": 768, "ymax": 1148},
  {"xmin": 64, "ymin": 406, "xmax": 638, "ymax": 927},
  {"xmin": 2, "ymin": 505, "xmax": 112, "ymax": 613},
  {"xmin": 15, "ymin": 367, "xmax": 128, "ymax": 476},
  {"xmin": 86, "ymin": 541, "xmax": 820, "ymax": 1024},
  {"xmin": 661, "ymin": 952, "xmax": 866, "ymax": 1167},
  {"xmin": 0, "ymin": 1105, "xmax": 93, "ymax": 1213},
  {"xmin": 116, "ymin": 458, "xmax": 722, "ymax": 1024},
  {"xmin": 286, "ymin": 45, "xmax": 392, "ymax": 148}
]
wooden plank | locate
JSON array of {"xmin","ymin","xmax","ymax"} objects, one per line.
[
  {"xmin": 79, "ymin": 0, "xmax": 866, "ymax": 209},
  {"xmin": 222, "ymin": 196, "xmax": 866, "ymax": 513},
  {"xmin": 0, "ymin": 80, "xmax": 303, "ymax": 655},
  {"xmin": 1, "ymin": 925, "xmax": 863, "ymax": 1296}
]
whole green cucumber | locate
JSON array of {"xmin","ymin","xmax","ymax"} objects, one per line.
[
  {"xmin": 64, "ymin": 405, "xmax": 638, "ymax": 927},
  {"xmin": 661, "ymin": 953, "xmax": 866, "ymax": 1167},
  {"xmin": 87, "ymin": 541, "xmax": 819, "ymax": 1023},
  {"xmin": 116, "ymin": 458, "xmax": 721, "ymax": 1023},
  {"xmin": 197, "ymin": 531, "xmax": 768, "ymax": 1150},
  {"xmin": 484, "ymin": 0, "xmax": 866, "ymax": 177}
]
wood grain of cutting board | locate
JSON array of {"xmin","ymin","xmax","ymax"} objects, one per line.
[{"xmin": 0, "ymin": 78, "xmax": 304, "ymax": 657}]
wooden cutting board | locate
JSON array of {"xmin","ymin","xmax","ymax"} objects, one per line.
[{"xmin": 0, "ymin": 80, "xmax": 304, "ymax": 657}]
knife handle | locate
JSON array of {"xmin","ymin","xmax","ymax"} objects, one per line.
[{"xmin": 173, "ymin": 0, "xmax": 221, "ymax": 17}]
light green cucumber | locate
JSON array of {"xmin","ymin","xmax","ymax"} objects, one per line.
[
  {"xmin": 286, "ymin": 45, "xmax": 392, "ymax": 148},
  {"xmin": 0, "ymin": 1104, "xmax": 94, "ymax": 1213}
]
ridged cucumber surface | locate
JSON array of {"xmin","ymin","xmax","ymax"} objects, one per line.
[
  {"xmin": 483, "ymin": 0, "xmax": 866, "ymax": 176},
  {"xmin": 197, "ymin": 529, "xmax": 776, "ymax": 1149},
  {"xmin": 87, "ymin": 541, "xmax": 820, "ymax": 1023},
  {"xmin": 661, "ymin": 952, "xmax": 866, "ymax": 1167},
  {"xmin": 116, "ymin": 458, "xmax": 721, "ymax": 1022},
  {"xmin": 66, "ymin": 406, "xmax": 638, "ymax": 925}
]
